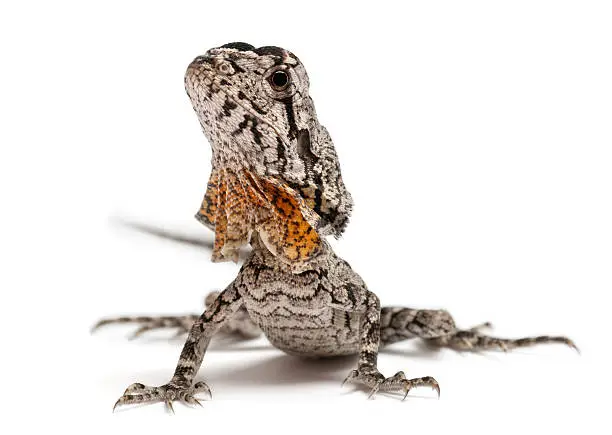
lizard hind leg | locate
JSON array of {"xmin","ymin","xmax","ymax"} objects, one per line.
[
  {"xmin": 91, "ymin": 293, "xmax": 215, "ymax": 339},
  {"xmin": 378, "ymin": 306, "xmax": 577, "ymax": 353},
  {"xmin": 92, "ymin": 314, "xmax": 199, "ymax": 340},
  {"xmin": 428, "ymin": 329, "xmax": 579, "ymax": 353},
  {"xmin": 93, "ymin": 291, "xmax": 262, "ymax": 340}
]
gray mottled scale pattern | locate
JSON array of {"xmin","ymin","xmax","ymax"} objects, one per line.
[
  {"xmin": 184, "ymin": 44, "xmax": 352, "ymax": 237},
  {"xmin": 235, "ymin": 236, "xmax": 364, "ymax": 357},
  {"xmin": 95, "ymin": 42, "xmax": 578, "ymax": 411}
]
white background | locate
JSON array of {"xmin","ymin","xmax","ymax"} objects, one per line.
[{"xmin": 1, "ymin": 1, "xmax": 610, "ymax": 433}]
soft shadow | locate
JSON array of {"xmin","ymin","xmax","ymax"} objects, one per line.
[
  {"xmin": 105, "ymin": 353, "xmax": 357, "ymax": 391},
  {"xmin": 208, "ymin": 354, "xmax": 357, "ymax": 387},
  {"xmin": 109, "ymin": 216, "xmax": 214, "ymax": 251},
  {"xmin": 112, "ymin": 402, "xmax": 174, "ymax": 414},
  {"xmin": 209, "ymin": 335, "xmax": 272, "ymax": 352},
  {"xmin": 381, "ymin": 340, "xmax": 446, "ymax": 360}
]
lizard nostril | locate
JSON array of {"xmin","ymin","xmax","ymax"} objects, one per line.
[
  {"xmin": 216, "ymin": 61, "xmax": 233, "ymax": 75},
  {"xmin": 193, "ymin": 55, "xmax": 210, "ymax": 64}
]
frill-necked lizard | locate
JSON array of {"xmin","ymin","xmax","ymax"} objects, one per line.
[{"xmin": 94, "ymin": 42, "xmax": 577, "ymax": 411}]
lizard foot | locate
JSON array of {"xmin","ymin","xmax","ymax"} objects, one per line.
[
  {"xmin": 429, "ymin": 328, "xmax": 579, "ymax": 353},
  {"xmin": 343, "ymin": 367, "xmax": 440, "ymax": 400},
  {"xmin": 113, "ymin": 380, "xmax": 212, "ymax": 413},
  {"xmin": 92, "ymin": 315, "xmax": 198, "ymax": 339}
]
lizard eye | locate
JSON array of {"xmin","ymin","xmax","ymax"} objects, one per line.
[{"xmin": 270, "ymin": 70, "xmax": 290, "ymax": 90}]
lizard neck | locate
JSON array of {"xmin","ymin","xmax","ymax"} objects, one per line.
[{"xmin": 249, "ymin": 232, "xmax": 329, "ymax": 274}]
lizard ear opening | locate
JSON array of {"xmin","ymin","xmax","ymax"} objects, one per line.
[
  {"xmin": 296, "ymin": 129, "xmax": 314, "ymax": 161},
  {"xmin": 196, "ymin": 169, "xmax": 323, "ymax": 265}
]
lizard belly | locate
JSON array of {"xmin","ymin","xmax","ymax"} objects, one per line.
[
  {"xmin": 251, "ymin": 307, "xmax": 359, "ymax": 357},
  {"xmin": 239, "ymin": 272, "xmax": 361, "ymax": 357},
  {"xmin": 249, "ymin": 307, "xmax": 360, "ymax": 357},
  {"xmin": 237, "ymin": 240, "xmax": 367, "ymax": 357}
]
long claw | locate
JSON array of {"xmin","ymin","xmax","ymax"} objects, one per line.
[
  {"xmin": 401, "ymin": 377, "xmax": 440, "ymax": 400},
  {"xmin": 341, "ymin": 369, "xmax": 358, "ymax": 387},
  {"xmin": 565, "ymin": 339, "xmax": 580, "ymax": 354},
  {"xmin": 165, "ymin": 400, "xmax": 175, "ymax": 414},
  {"xmin": 188, "ymin": 396, "xmax": 204, "ymax": 407},
  {"xmin": 460, "ymin": 337, "xmax": 473, "ymax": 349},
  {"xmin": 431, "ymin": 380, "xmax": 441, "ymax": 398},
  {"xmin": 91, "ymin": 321, "xmax": 104, "ymax": 333},
  {"xmin": 129, "ymin": 325, "xmax": 152, "ymax": 340},
  {"xmin": 402, "ymin": 388, "xmax": 411, "ymax": 401},
  {"xmin": 367, "ymin": 384, "xmax": 380, "ymax": 399},
  {"xmin": 193, "ymin": 381, "xmax": 212, "ymax": 399}
]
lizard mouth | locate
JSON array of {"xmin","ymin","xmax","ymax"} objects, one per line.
[
  {"xmin": 185, "ymin": 63, "xmax": 218, "ymax": 104},
  {"xmin": 185, "ymin": 63, "xmax": 290, "ymax": 157}
]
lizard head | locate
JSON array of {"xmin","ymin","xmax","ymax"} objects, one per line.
[{"xmin": 185, "ymin": 43, "xmax": 353, "ymax": 266}]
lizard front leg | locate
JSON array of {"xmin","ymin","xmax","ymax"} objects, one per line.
[
  {"xmin": 113, "ymin": 283, "xmax": 243, "ymax": 412},
  {"xmin": 343, "ymin": 291, "xmax": 440, "ymax": 399}
]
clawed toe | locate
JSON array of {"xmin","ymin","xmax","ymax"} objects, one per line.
[
  {"xmin": 193, "ymin": 381, "xmax": 213, "ymax": 399},
  {"xmin": 433, "ymin": 329, "xmax": 579, "ymax": 354},
  {"xmin": 341, "ymin": 369, "xmax": 359, "ymax": 387},
  {"xmin": 123, "ymin": 382, "xmax": 150, "ymax": 394},
  {"xmin": 113, "ymin": 380, "xmax": 212, "ymax": 412},
  {"xmin": 567, "ymin": 339, "xmax": 580, "ymax": 354},
  {"xmin": 343, "ymin": 368, "xmax": 440, "ymax": 401},
  {"xmin": 401, "ymin": 375, "xmax": 440, "ymax": 400},
  {"xmin": 92, "ymin": 315, "xmax": 196, "ymax": 340}
]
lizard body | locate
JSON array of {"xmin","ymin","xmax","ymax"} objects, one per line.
[{"xmin": 95, "ymin": 43, "xmax": 576, "ymax": 410}]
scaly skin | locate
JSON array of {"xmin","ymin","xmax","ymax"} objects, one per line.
[{"xmin": 94, "ymin": 42, "xmax": 577, "ymax": 412}]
